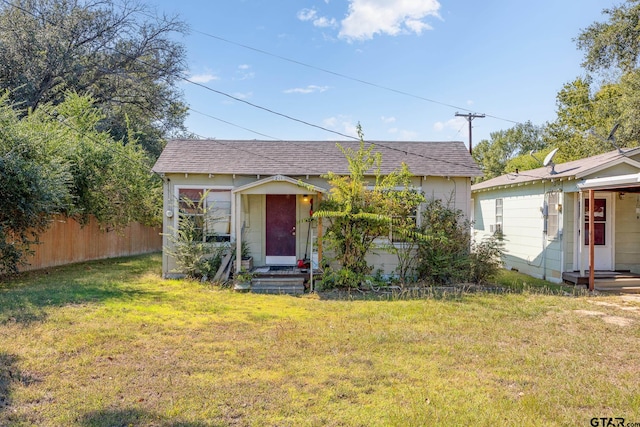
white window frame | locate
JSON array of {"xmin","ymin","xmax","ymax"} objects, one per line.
[
  {"xmin": 174, "ymin": 185, "xmax": 234, "ymax": 243},
  {"xmin": 546, "ymin": 191, "xmax": 560, "ymax": 241},
  {"xmin": 494, "ymin": 198, "xmax": 503, "ymax": 234}
]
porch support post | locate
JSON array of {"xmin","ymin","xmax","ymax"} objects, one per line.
[
  {"xmin": 235, "ymin": 192, "xmax": 242, "ymax": 273},
  {"xmin": 317, "ymin": 193, "xmax": 323, "ymax": 264},
  {"xmin": 589, "ymin": 189, "xmax": 595, "ymax": 291}
]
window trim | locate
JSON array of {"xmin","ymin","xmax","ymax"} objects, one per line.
[
  {"xmin": 546, "ymin": 191, "xmax": 561, "ymax": 241},
  {"xmin": 174, "ymin": 185, "xmax": 235, "ymax": 243},
  {"xmin": 494, "ymin": 198, "xmax": 503, "ymax": 234}
]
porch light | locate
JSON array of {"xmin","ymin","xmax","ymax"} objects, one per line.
[{"xmin": 302, "ymin": 194, "xmax": 309, "ymax": 202}]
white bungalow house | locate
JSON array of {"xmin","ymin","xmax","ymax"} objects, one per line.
[
  {"xmin": 152, "ymin": 139, "xmax": 481, "ymax": 281},
  {"xmin": 472, "ymin": 148, "xmax": 640, "ymax": 290}
]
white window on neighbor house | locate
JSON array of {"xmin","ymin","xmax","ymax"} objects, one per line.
[
  {"xmin": 177, "ymin": 188, "xmax": 232, "ymax": 243},
  {"xmin": 546, "ymin": 191, "xmax": 560, "ymax": 240},
  {"xmin": 493, "ymin": 198, "xmax": 503, "ymax": 234}
]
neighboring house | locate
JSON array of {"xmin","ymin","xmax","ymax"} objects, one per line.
[
  {"xmin": 472, "ymin": 148, "xmax": 640, "ymax": 287},
  {"xmin": 152, "ymin": 139, "xmax": 481, "ymax": 278}
]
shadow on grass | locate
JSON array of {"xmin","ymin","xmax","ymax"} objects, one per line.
[
  {"xmin": 80, "ymin": 408, "xmax": 219, "ymax": 427},
  {"xmin": 0, "ymin": 254, "xmax": 162, "ymax": 324},
  {"xmin": 0, "ymin": 352, "xmax": 40, "ymax": 424}
]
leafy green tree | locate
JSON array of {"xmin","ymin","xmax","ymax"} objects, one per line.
[
  {"xmin": 576, "ymin": 0, "xmax": 640, "ymax": 74},
  {"xmin": 614, "ymin": 70, "xmax": 640, "ymax": 145},
  {"xmin": 314, "ymin": 125, "xmax": 416, "ymax": 287},
  {"xmin": 384, "ymin": 188, "xmax": 426, "ymax": 285},
  {"xmin": 472, "ymin": 121, "xmax": 546, "ymax": 181},
  {"xmin": 0, "ymin": 93, "xmax": 70, "ymax": 273},
  {"xmin": 544, "ymin": 77, "xmax": 632, "ymax": 161},
  {"xmin": 416, "ymin": 198, "xmax": 471, "ymax": 285},
  {"xmin": 0, "ymin": 0, "xmax": 189, "ymax": 159},
  {"xmin": 0, "ymin": 92, "xmax": 161, "ymax": 274},
  {"xmin": 504, "ymin": 147, "xmax": 558, "ymax": 175}
]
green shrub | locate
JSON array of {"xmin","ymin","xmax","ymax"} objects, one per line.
[
  {"xmin": 416, "ymin": 198, "xmax": 504, "ymax": 285},
  {"xmin": 164, "ymin": 195, "xmax": 229, "ymax": 280},
  {"xmin": 416, "ymin": 198, "xmax": 472, "ymax": 285},
  {"xmin": 319, "ymin": 267, "xmax": 366, "ymax": 289},
  {"xmin": 469, "ymin": 232, "xmax": 504, "ymax": 284}
]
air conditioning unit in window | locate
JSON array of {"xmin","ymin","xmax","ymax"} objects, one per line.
[{"xmin": 489, "ymin": 223, "xmax": 502, "ymax": 233}]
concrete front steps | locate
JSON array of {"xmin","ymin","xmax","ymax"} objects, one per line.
[{"xmin": 250, "ymin": 277, "xmax": 305, "ymax": 295}]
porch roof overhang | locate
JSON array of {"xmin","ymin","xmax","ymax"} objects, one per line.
[
  {"xmin": 577, "ymin": 173, "xmax": 640, "ymax": 193},
  {"xmin": 232, "ymin": 174, "xmax": 327, "ymax": 195}
]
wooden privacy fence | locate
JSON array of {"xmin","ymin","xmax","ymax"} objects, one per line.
[{"xmin": 22, "ymin": 215, "xmax": 162, "ymax": 272}]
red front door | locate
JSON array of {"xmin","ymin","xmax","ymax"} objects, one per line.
[{"xmin": 266, "ymin": 195, "xmax": 296, "ymax": 262}]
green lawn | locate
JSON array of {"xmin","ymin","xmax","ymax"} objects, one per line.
[{"xmin": 1, "ymin": 254, "xmax": 639, "ymax": 426}]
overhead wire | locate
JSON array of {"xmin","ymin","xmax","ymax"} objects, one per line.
[
  {"xmin": 0, "ymin": 0, "xmax": 481, "ymax": 172},
  {"xmin": 191, "ymin": 30, "xmax": 521, "ymax": 125}
]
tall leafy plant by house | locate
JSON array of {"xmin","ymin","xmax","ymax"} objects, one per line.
[
  {"xmin": 416, "ymin": 196, "xmax": 505, "ymax": 285},
  {"xmin": 416, "ymin": 197, "xmax": 472, "ymax": 285},
  {"xmin": 383, "ymin": 188, "xmax": 427, "ymax": 285},
  {"xmin": 313, "ymin": 125, "xmax": 417, "ymax": 287},
  {"xmin": 164, "ymin": 191, "xmax": 228, "ymax": 280}
]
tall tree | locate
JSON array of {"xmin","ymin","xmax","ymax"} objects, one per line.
[
  {"xmin": 544, "ymin": 77, "xmax": 630, "ymax": 161},
  {"xmin": 576, "ymin": 0, "xmax": 640, "ymax": 75},
  {"xmin": 472, "ymin": 121, "xmax": 546, "ymax": 181},
  {"xmin": 313, "ymin": 125, "xmax": 418, "ymax": 286},
  {"xmin": 0, "ymin": 92, "xmax": 162, "ymax": 274},
  {"xmin": 567, "ymin": 0, "xmax": 640, "ymax": 155},
  {"xmin": 0, "ymin": 95, "xmax": 70, "ymax": 273},
  {"xmin": 0, "ymin": 0, "xmax": 189, "ymax": 159}
]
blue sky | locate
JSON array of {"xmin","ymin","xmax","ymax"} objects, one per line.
[{"xmin": 149, "ymin": 0, "xmax": 616, "ymax": 148}]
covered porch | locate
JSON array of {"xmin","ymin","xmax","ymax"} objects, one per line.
[
  {"xmin": 232, "ymin": 175, "xmax": 327, "ymax": 294},
  {"xmin": 562, "ymin": 270, "xmax": 640, "ymax": 293},
  {"xmin": 574, "ymin": 172, "xmax": 640, "ymax": 292}
]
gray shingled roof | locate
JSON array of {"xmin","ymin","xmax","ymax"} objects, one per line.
[
  {"xmin": 471, "ymin": 148, "xmax": 640, "ymax": 192},
  {"xmin": 152, "ymin": 139, "xmax": 482, "ymax": 177}
]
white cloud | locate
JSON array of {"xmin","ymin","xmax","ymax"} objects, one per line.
[
  {"xmin": 189, "ymin": 73, "xmax": 219, "ymax": 84},
  {"xmin": 381, "ymin": 116, "xmax": 396, "ymax": 124},
  {"xmin": 297, "ymin": 7, "xmax": 337, "ymax": 28},
  {"xmin": 433, "ymin": 117, "xmax": 468, "ymax": 137},
  {"xmin": 339, "ymin": 0, "xmax": 440, "ymax": 41},
  {"xmin": 235, "ymin": 64, "xmax": 255, "ymax": 81},
  {"xmin": 323, "ymin": 115, "xmax": 358, "ymax": 138},
  {"xmin": 297, "ymin": 8, "xmax": 317, "ymax": 21},
  {"xmin": 467, "ymin": 100, "xmax": 474, "ymax": 106},
  {"xmin": 284, "ymin": 85, "xmax": 329, "ymax": 94},
  {"xmin": 313, "ymin": 16, "xmax": 337, "ymax": 28}
]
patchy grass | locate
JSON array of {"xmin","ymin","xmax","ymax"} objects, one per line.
[
  {"xmin": 1, "ymin": 254, "xmax": 639, "ymax": 426},
  {"xmin": 494, "ymin": 269, "xmax": 579, "ymax": 294}
]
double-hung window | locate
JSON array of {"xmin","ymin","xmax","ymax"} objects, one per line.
[
  {"xmin": 546, "ymin": 191, "xmax": 560, "ymax": 240},
  {"xmin": 494, "ymin": 198, "xmax": 503, "ymax": 234},
  {"xmin": 178, "ymin": 188, "xmax": 232, "ymax": 243}
]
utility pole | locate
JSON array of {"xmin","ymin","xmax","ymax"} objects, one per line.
[{"xmin": 455, "ymin": 112, "xmax": 485, "ymax": 155}]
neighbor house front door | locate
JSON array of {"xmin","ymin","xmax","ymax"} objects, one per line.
[
  {"xmin": 265, "ymin": 194, "xmax": 296, "ymax": 265},
  {"xmin": 581, "ymin": 193, "xmax": 614, "ymax": 270}
]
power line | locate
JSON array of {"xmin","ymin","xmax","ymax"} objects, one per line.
[
  {"xmin": 188, "ymin": 29, "xmax": 520, "ymax": 125},
  {"xmin": 455, "ymin": 112, "xmax": 485, "ymax": 155},
  {"xmin": 131, "ymin": 9, "xmax": 520, "ymax": 125},
  {"xmin": 0, "ymin": 0, "xmax": 481, "ymax": 173}
]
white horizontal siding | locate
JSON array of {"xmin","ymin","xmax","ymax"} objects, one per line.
[{"xmin": 473, "ymin": 183, "xmax": 565, "ymax": 283}]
